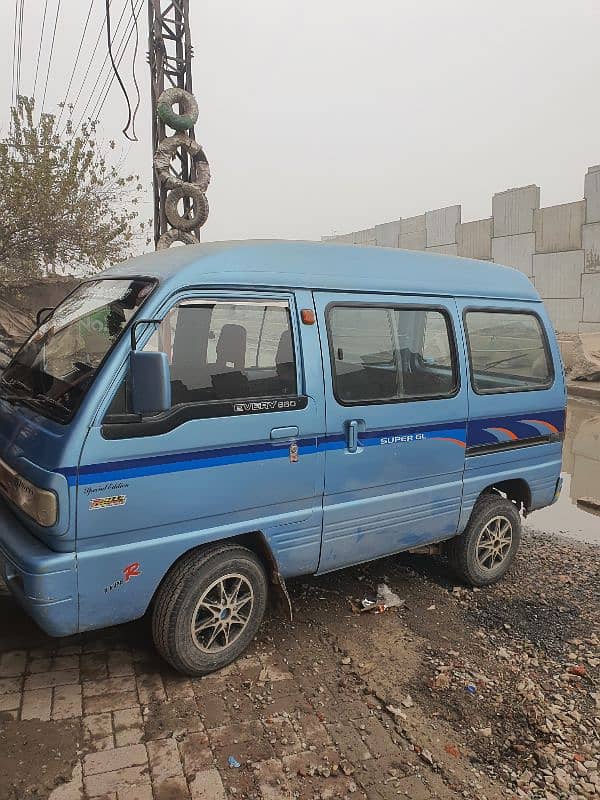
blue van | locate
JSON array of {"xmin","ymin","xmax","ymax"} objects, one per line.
[{"xmin": 0, "ymin": 241, "xmax": 565, "ymax": 675}]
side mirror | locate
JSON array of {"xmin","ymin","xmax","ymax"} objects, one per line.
[
  {"xmin": 130, "ymin": 351, "xmax": 171, "ymax": 415},
  {"xmin": 36, "ymin": 307, "xmax": 54, "ymax": 327}
]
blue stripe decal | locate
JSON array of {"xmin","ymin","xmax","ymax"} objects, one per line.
[{"xmin": 58, "ymin": 410, "xmax": 563, "ymax": 487}]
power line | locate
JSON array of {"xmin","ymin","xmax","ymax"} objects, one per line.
[
  {"xmin": 11, "ymin": 0, "xmax": 20, "ymax": 106},
  {"xmin": 73, "ymin": 0, "xmax": 130, "ymax": 130},
  {"xmin": 93, "ymin": 0, "xmax": 143, "ymax": 126},
  {"xmin": 105, "ymin": 0, "xmax": 137, "ymax": 141},
  {"xmin": 32, "ymin": 0, "xmax": 49, "ymax": 99},
  {"xmin": 65, "ymin": 1, "xmax": 111, "ymax": 131},
  {"xmin": 41, "ymin": 0, "xmax": 63, "ymax": 114},
  {"xmin": 56, "ymin": 0, "xmax": 95, "ymax": 128},
  {"xmin": 15, "ymin": 0, "xmax": 26, "ymax": 102}
]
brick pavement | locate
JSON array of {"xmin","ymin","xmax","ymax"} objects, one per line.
[{"xmin": 0, "ymin": 617, "xmax": 446, "ymax": 800}]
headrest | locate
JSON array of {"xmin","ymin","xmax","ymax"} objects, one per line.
[{"xmin": 216, "ymin": 324, "xmax": 246, "ymax": 369}]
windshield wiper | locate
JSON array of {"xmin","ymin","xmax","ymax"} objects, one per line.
[{"xmin": 1, "ymin": 377, "xmax": 31, "ymax": 395}]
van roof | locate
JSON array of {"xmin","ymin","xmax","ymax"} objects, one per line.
[{"xmin": 102, "ymin": 239, "xmax": 539, "ymax": 301}]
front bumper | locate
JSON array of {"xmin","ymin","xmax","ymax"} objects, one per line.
[{"xmin": 0, "ymin": 500, "xmax": 77, "ymax": 637}]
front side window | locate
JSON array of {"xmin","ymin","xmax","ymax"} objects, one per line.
[
  {"xmin": 328, "ymin": 305, "xmax": 457, "ymax": 404},
  {"xmin": 109, "ymin": 299, "xmax": 297, "ymax": 415},
  {"xmin": 465, "ymin": 310, "xmax": 553, "ymax": 393},
  {"xmin": 0, "ymin": 278, "xmax": 155, "ymax": 422}
]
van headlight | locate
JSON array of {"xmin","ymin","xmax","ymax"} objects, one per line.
[{"xmin": 0, "ymin": 458, "xmax": 58, "ymax": 527}]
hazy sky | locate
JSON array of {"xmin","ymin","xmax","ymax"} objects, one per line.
[{"xmin": 3, "ymin": 0, "xmax": 599, "ymax": 248}]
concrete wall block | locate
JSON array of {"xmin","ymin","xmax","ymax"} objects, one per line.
[
  {"xmin": 400, "ymin": 215, "xmax": 426, "ymax": 235},
  {"xmin": 425, "ymin": 205, "xmax": 461, "ymax": 247},
  {"xmin": 533, "ymin": 251, "xmax": 584, "ymax": 299},
  {"xmin": 582, "ymin": 273, "xmax": 600, "ymax": 322},
  {"xmin": 351, "ymin": 228, "xmax": 377, "ymax": 246},
  {"xmin": 579, "ymin": 322, "xmax": 600, "ymax": 334},
  {"xmin": 492, "ymin": 185, "xmax": 540, "ymax": 236},
  {"xmin": 456, "ymin": 218, "xmax": 493, "ymax": 260},
  {"xmin": 374, "ymin": 220, "xmax": 401, "ymax": 248},
  {"xmin": 543, "ymin": 298, "xmax": 583, "ymax": 333},
  {"xmin": 584, "ymin": 165, "xmax": 600, "ymax": 223},
  {"xmin": 399, "ymin": 230, "xmax": 426, "ymax": 250},
  {"xmin": 583, "ymin": 222, "xmax": 600, "ymax": 272},
  {"xmin": 426, "ymin": 243, "xmax": 458, "ymax": 256},
  {"xmin": 534, "ymin": 201, "xmax": 586, "ymax": 254},
  {"xmin": 491, "ymin": 233, "xmax": 535, "ymax": 276}
]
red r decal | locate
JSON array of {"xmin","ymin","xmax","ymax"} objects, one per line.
[{"xmin": 123, "ymin": 562, "xmax": 141, "ymax": 582}]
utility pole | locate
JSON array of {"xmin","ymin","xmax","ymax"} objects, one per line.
[{"xmin": 148, "ymin": 0, "xmax": 210, "ymax": 249}]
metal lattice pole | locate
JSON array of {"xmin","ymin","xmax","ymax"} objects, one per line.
[{"xmin": 148, "ymin": 0, "xmax": 209, "ymax": 249}]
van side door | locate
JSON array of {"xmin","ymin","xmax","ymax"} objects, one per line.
[
  {"xmin": 75, "ymin": 290, "xmax": 325, "ymax": 631},
  {"xmin": 314, "ymin": 292, "xmax": 468, "ymax": 573},
  {"xmin": 455, "ymin": 299, "xmax": 565, "ymax": 529}
]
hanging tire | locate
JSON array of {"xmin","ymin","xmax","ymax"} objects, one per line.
[
  {"xmin": 154, "ymin": 133, "xmax": 211, "ymax": 192},
  {"xmin": 157, "ymin": 87, "xmax": 199, "ymax": 132},
  {"xmin": 165, "ymin": 184, "xmax": 209, "ymax": 231},
  {"xmin": 156, "ymin": 229, "xmax": 198, "ymax": 250},
  {"xmin": 152, "ymin": 544, "xmax": 268, "ymax": 676},
  {"xmin": 447, "ymin": 493, "xmax": 521, "ymax": 587}
]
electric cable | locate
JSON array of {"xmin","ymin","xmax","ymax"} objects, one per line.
[
  {"xmin": 15, "ymin": 0, "xmax": 25, "ymax": 102},
  {"xmin": 56, "ymin": 0, "xmax": 95, "ymax": 128},
  {"xmin": 32, "ymin": 0, "xmax": 49, "ymax": 99},
  {"xmin": 105, "ymin": 0, "xmax": 137, "ymax": 141},
  {"xmin": 41, "ymin": 0, "xmax": 62, "ymax": 114},
  {"xmin": 127, "ymin": 0, "xmax": 141, "ymax": 141}
]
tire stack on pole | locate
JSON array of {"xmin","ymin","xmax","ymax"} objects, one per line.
[{"xmin": 148, "ymin": 1, "xmax": 210, "ymax": 249}]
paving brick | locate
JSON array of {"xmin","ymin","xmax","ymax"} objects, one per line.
[
  {"xmin": 108, "ymin": 651, "xmax": 135, "ymax": 677},
  {"xmin": 53, "ymin": 684, "xmax": 83, "ymax": 720},
  {"xmin": 326, "ymin": 722, "xmax": 372, "ymax": 762},
  {"xmin": 0, "ymin": 676, "xmax": 22, "ymax": 694},
  {"xmin": 0, "ymin": 692, "xmax": 21, "ymax": 712},
  {"xmin": 52, "ymin": 654, "xmax": 81, "ymax": 671},
  {"xmin": 163, "ymin": 675, "xmax": 195, "ymax": 700},
  {"xmin": 254, "ymin": 757, "xmax": 293, "ymax": 800},
  {"xmin": 136, "ymin": 673, "xmax": 166, "ymax": 704},
  {"xmin": 84, "ymin": 765, "xmax": 149, "ymax": 798},
  {"xmin": 147, "ymin": 737, "xmax": 184, "ymax": 783},
  {"xmin": 21, "ymin": 687, "xmax": 53, "ymax": 720},
  {"xmin": 118, "ymin": 784, "xmax": 154, "ymax": 800},
  {"xmin": 113, "ymin": 707, "xmax": 143, "ymax": 747},
  {"xmin": 84, "ymin": 691, "xmax": 139, "ymax": 715},
  {"xmin": 83, "ymin": 676, "xmax": 137, "ymax": 697},
  {"xmin": 180, "ymin": 732, "xmax": 213, "ymax": 776},
  {"xmin": 188, "ymin": 768, "xmax": 226, "ymax": 800},
  {"xmin": 357, "ymin": 717, "xmax": 398, "ymax": 757},
  {"xmin": 209, "ymin": 721, "xmax": 274, "ymax": 766},
  {"xmin": 0, "ymin": 650, "xmax": 27, "ymax": 677},
  {"xmin": 153, "ymin": 774, "xmax": 190, "ymax": 799},
  {"xmin": 84, "ymin": 713, "xmax": 114, "ymax": 751},
  {"xmin": 47, "ymin": 763, "xmax": 83, "ymax": 800},
  {"xmin": 81, "ymin": 653, "xmax": 109, "ymax": 681},
  {"xmin": 263, "ymin": 715, "xmax": 303, "ymax": 757},
  {"xmin": 29, "ymin": 657, "xmax": 53, "ymax": 673},
  {"xmin": 56, "ymin": 644, "xmax": 82, "ymax": 656},
  {"xmin": 297, "ymin": 711, "xmax": 331, "ymax": 748},
  {"xmin": 84, "ymin": 743, "xmax": 148, "ymax": 776},
  {"xmin": 25, "ymin": 669, "xmax": 80, "ymax": 690}
]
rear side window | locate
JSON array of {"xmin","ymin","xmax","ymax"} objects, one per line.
[
  {"xmin": 327, "ymin": 305, "xmax": 457, "ymax": 404},
  {"xmin": 465, "ymin": 310, "xmax": 553, "ymax": 393}
]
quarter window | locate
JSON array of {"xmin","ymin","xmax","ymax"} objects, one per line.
[
  {"xmin": 328, "ymin": 305, "xmax": 457, "ymax": 404},
  {"xmin": 465, "ymin": 310, "xmax": 552, "ymax": 393}
]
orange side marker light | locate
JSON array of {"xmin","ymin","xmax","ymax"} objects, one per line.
[{"xmin": 301, "ymin": 308, "xmax": 316, "ymax": 325}]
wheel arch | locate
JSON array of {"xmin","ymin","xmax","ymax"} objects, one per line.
[{"xmin": 478, "ymin": 478, "xmax": 532, "ymax": 515}]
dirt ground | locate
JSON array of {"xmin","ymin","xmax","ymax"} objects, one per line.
[{"xmin": 0, "ymin": 528, "xmax": 598, "ymax": 800}]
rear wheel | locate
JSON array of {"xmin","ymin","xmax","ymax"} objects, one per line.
[
  {"xmin": 447, "ymin": 494, "xmax": 521, "ymax": 586},
  {"xmin": 152, "ymin": 544, "xmax": 268, "ymax": 676}
]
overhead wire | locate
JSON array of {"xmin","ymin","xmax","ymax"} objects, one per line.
[
  {"xmin": 32, "ymin": 0, "xmax": 49, "ymax": 100},
  {"xmin": 41, "ymin": 0, "xmax": 63, "ymax": 114},
  {"xmin": 105, "ymin": 0, "xmax": 137, "ymax": 141},
  {"xmin": 127, "ymin": 0, "xmax": 141, "ymax": 141},
  {"xmin": 56, "ymin": 0, "xmax": 96, "ymax": 128},
  {"xmin": 15, "ymin": 0, "xmax": 26, "ymax": 103},
  {"xmin": 73, "ymin": 0, "xmax": 129, "ymax": 131},
  {"xmin": 11, "ymin": 0, "xmax": 20, "ymax": 107},
  {"xmin": 94, "ymin": 0, "xmax": 143, "ymax": 125}
]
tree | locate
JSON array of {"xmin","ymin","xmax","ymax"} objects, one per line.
[{"xmin": 0, "ymin": 97, "xmax": 150, "ymax": 281}]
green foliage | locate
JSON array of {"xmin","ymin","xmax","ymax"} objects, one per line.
[{"xmin": 0, "ymin": 97, "xmax": 151, "ymax": 281}]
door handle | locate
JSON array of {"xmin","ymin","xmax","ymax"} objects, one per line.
[
  {"xmin": 347, "ymin": 420, "xmax": 359, "ymax": 453},
  {"xmin": 270, "ymin": 426, "xmax": 299, "ymax": 440}
]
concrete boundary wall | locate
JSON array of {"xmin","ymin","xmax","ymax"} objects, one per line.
[{"xmin": 322, "ymin": 166, "xmax": 600, "ymax": 334}]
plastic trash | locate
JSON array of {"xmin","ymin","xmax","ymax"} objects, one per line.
[{"xmin": 228, "ymin": 756, "xmax": 241, "ymax": 769}]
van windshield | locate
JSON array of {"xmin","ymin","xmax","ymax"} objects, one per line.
[{"xmin": 0, "ymin": 278, "xmax": 155, "ymax": 422}]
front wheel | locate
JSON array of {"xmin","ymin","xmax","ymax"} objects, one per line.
[
  {"xmin": 447, "ymin": 494, "xmax": 521, "ymax": 587},
  {"xmin": 152, "ymin": 544, "xmax": 268, "ymax": 676}
]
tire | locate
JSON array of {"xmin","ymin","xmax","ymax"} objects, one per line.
[
  {"xmin": 152, "ymin": 544, "xmax": 268, "ymax": 676},
  {"xmin": 447, "ymin": 493, "xmax": 521, "ymax": 587}
]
